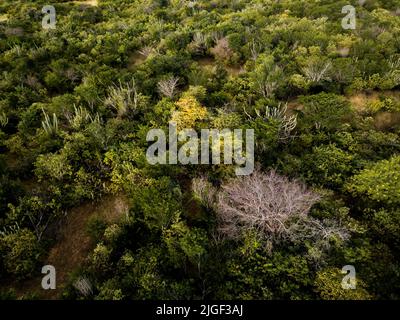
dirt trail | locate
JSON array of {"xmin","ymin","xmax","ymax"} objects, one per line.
[{"xmin": 11, "ymin": 194, "xmax": 129, "ymax": 299}]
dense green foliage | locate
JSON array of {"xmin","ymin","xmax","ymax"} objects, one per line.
[{"xmin": 1, "ymin": 0, "xmax": 400, "ymax": 300}]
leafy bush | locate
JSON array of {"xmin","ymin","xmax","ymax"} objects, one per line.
[{"xmin": 0, "ymin": 229, "xmax": 42, "ymax": 280}]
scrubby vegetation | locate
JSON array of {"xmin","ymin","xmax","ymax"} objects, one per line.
[{"xmin": 1, "ymin": 0, "xmax": 400, "ymax": 300}]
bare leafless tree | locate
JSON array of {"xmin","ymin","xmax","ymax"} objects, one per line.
[
  {"xmin": 216, "ymin": 169, "xmax": 321, "ymax": 240},
  {"xmin": 215, "ymin": 169, "xmax": 351, "ymax": 250},
  {"xmin": 286, "ymin": 216, "xmax": 351, "ymax": 245},
  {"xmin": 157, "ymin": 76, "xmax": 179, "ymax": 98},
  {"xmin": 261, "ymin": 104, "xmax": 297, "ymax": 140},
  {"xmin": 286, "ymin": 216, "xmax": 351, "ymax": 266}
]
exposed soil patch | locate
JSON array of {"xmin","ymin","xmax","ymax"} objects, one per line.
[
  {"xmin": 225, "ymin": 65, "xmax": 244, "ymax": 77},
  {"xmin": 348, "ymin": 91, "xmax": 380, "ymax": 113},
  {"xmin": 347, "ymin": 90, "xmax": 400, "ymax": 129},
  {"xmin": 287, "ymin": 99, "xmax": 304, "ymax": 113},
  {"xmin": 348, "ymin": 90, "xmax": 400, "ymax": 113},
  {"xmin": 374, "ymin": 112, "xmax": 400, "ymax": 130},
  {"xmin": 128, "ymin": 51, "xmax": 147, "ymax": 70},
  {"xmin": 8, "ymin": 194, "xmax": 129, "ymax": 300},
  {"xmin": 197, "ymin": 57, "xmax": 215, "ymax": 69}
]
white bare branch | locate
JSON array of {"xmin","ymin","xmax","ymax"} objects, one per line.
[
  {"xmin": 216, "ymin": 169, "xmax": 321, "ymax": 240},
  {"xmin": 157, "ymin": 76, "xmax": 179, "ymax": 98}
]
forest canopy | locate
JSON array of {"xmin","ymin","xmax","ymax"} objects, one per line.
[{"xmin": 0, "ymin": 0, "xmax": 400, "ymax": 300}]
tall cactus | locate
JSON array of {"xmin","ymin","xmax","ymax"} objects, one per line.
[
  {"xmin": 41, "ymin": 108, "xmax": 58, "ymax": 135},
  {"xmin": 0, "ymin": 112, "xmax": 8, "ymax": 127}
]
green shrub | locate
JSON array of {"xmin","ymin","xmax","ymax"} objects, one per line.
[{"xmin": 0, "ymin": 229, "xmax": 42, "ymax": 280}]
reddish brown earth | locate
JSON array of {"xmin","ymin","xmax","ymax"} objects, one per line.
[{"xmin": 8, "ymin": 194, "xmax": 128, "ymax": 300}]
